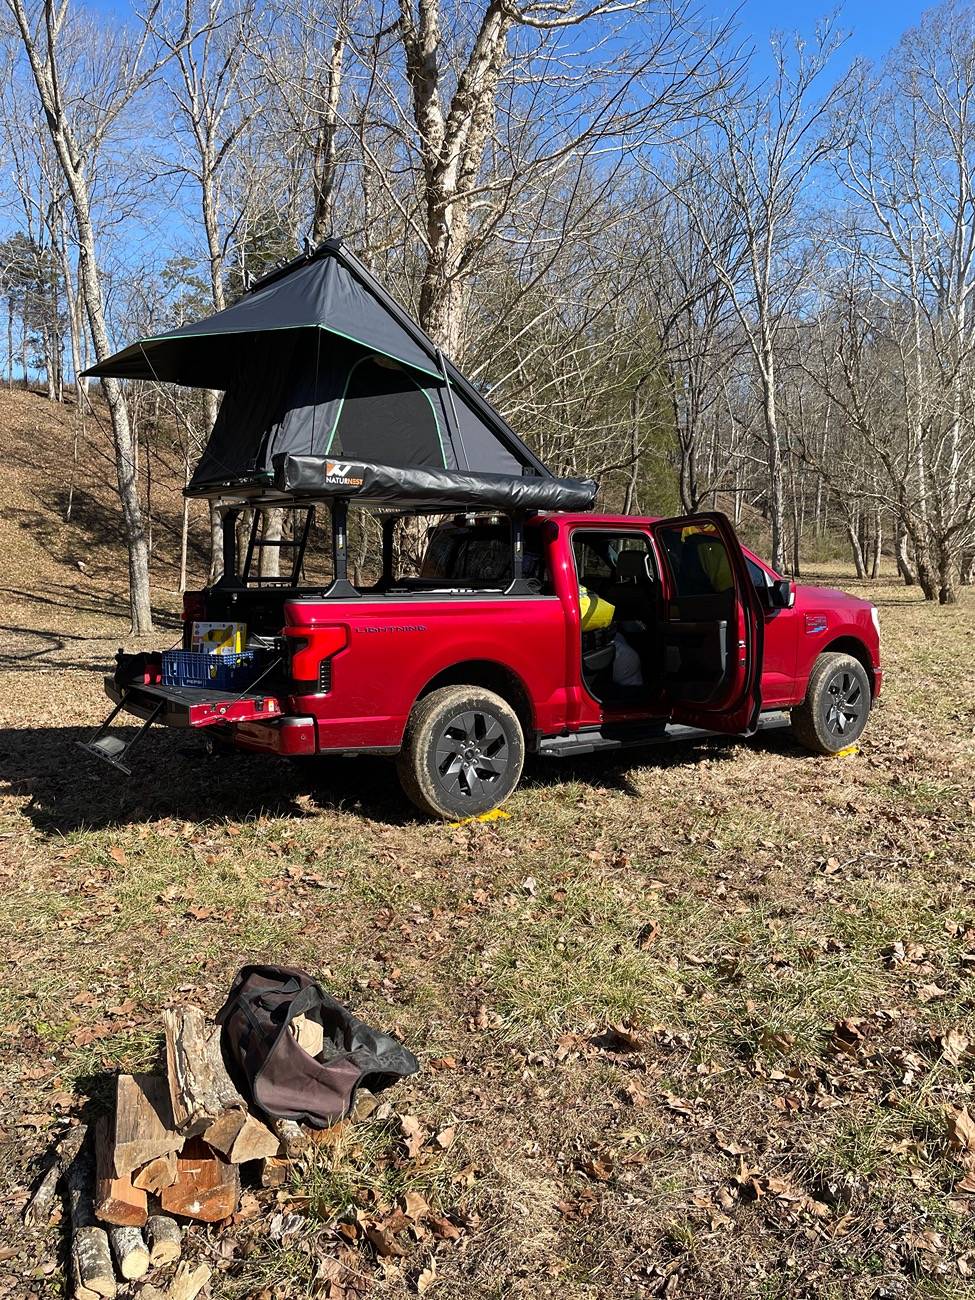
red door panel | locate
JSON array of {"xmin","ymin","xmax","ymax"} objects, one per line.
[{"xmin": 650, "ymin": 512, "xmax": 764, "ymax": 734}]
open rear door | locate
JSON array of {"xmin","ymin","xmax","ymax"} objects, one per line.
[{"xmin": 650, "ymin": 512, "xmax": 763, "ymax": 735}]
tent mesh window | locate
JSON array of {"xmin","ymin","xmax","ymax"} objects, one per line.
[{"xmin": 327, "ymin": 355, "xmax": 446, "ymax": 469}]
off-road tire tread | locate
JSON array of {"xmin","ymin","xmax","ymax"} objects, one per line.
[
  {"xmin": 791, "ymin": 651, "xmax": 870, "ymax": 754},
  {"xmin": 397, "ymin": 685, "xmax": 524, "ymax": 819}
]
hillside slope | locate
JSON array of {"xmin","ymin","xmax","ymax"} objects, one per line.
[{"xmin": 0, "ymin": 386, "xmax": 208, "ymax": 649}]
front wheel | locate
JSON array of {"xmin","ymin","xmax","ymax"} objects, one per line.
[
  {"xmin": 397, "ymin": 686, "xmax": 525, "ymax": 820},
  {"xmin": 791, "ymin": 652, "xmax": 871, "ymax": 754}
]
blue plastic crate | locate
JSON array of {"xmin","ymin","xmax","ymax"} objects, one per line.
[{"xmin": 162, "ymin": 649, "xmax": 262, "ymax": 691}]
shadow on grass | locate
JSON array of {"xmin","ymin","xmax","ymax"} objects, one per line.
[
  {"xmin": 0, "ymin": 720, "xmax": 795, "ymax": 835},
  {"xmin": 0, "ymin": 582, "xmax": 182, "ymax": 636}
]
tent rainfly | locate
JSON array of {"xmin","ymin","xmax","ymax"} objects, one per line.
[{"xmin": 84, "ymin": 239, "xmax": 596, "ymax": 512}]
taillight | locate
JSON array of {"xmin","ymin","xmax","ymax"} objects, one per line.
[
  {"xmin": 182, "ymin": 591, "xmax": 206, "ymax": 624},
  {"xmin": 285, "ymin": 626, "xmax": 348, "ymax": 691}
]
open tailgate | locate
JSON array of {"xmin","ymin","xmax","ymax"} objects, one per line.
[
  {"xmin": 78, "ymin": 679, "xmax": 283, "ymax": 775},
  {"xmin": 105, "ymin": 679, "xmax": 282, "ymax": 727}
]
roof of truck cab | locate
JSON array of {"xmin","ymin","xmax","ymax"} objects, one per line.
[{"xmin": 532, "ymin": 512, "xmax": 662, "ymax": 528}]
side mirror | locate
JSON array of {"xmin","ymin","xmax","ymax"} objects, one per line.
[{"xmin": 770, "ymin": 577, "xmax": 795, "ymax": 609}]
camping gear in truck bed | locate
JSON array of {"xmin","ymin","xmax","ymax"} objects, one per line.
[{"xmin": 161, "ymin": 649, "xmax": 265, "ymax": 691}]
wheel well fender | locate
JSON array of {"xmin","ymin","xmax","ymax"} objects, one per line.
[
  {"xmin": 820, "ymin": 636, "xmax": 877, "ymax": 696},
  {"xmin": 416, "ymin": 660, "xmax": 535, "ymax": 743}
]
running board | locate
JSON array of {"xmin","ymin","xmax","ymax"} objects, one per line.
[
  {"xmin": 538, "ymin": 712, "xmax": 790, "ymax": 759},
  {"xmin": 77, "ymin": 691, "xmax": 165, "ymax": 776}
]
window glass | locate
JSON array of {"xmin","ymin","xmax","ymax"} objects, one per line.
[
  {"xmin": 571, "ymin": 532, "xmax": 654, "ymax": 597},
  {"xmin": 657, "ymin": 522, "xmax": 736, "ymax": 598},
  {"xmin": 419, "ymin": 520, "xmax": 549, "ymax": 588},
  {"xmin": 745, "ymin": 556, "xmax": 769, "ymax": 590}
]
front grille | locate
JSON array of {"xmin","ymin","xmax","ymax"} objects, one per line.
[{"xmin": 319, "ymin": 658, "xmax": 332, "ymax": 693}]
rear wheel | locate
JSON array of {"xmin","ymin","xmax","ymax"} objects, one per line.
[
  {"xmin": 791, "ymin": 652, "xmax": 871, "ymax": 754},
  {"xmin": 397, "ymin": 686, "xmax": 525, "ymax": 820}
]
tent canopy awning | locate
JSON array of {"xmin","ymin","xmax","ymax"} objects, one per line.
[
  {"xmin": 83, "ymin": 239, "xmax": 559, "ymax": 494},
  {"xmin": 82, "ymin": 244, "xmax": 444, "ymax": 388}
]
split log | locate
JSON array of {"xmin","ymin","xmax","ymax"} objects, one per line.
[
  {"xmin": 163, "ymin": 1007, "xmax": 245, "ymax": 1134},
  {"xmin": 198, "ymin": 1109, "xmax": 243, "ymax": 1156},
  {"xmin": 94, "ymin": 1115, "xmax": 147, "ymax": 1227},
  {"xmin": 132, "ymin": 1150, "xmax": 178, "ymax": 1193},
  {"xmin": 351, "ymin": 1087, "xmax": 379, "ymax": 1121},
  {"xmin": 259, "ymin": 1156, "xmax": 290, "ymax": 1189},
  {"xmin": 108, "ymin": 1225, "xmax": 150, "ymax": 1280},
  {"xmin": 270, "ymin": 1117, "xmax": 308, "ymax": 1157},
  {"xmin": 113, "ymin": 1073, "xmax": 182, "ymax": 1177},
  {"xmin": 202, "ymin": 1110, "xmax": 279, "ymax": 1163},
  {"xmin": 64, "ymin": 1139, "xmax": 116, "ymax": 1299},
  {"xmin": 159, "ymin": 1137, "xmax": 240, "ymax": 1222},
  {"xmin": 24, "ymin": 1123, "xmax": 85, "ymax": 1227},
  {"xmin": 168, "ymin": 1261, "xmax": 212, "ymax": 1300},
  {"xmin": 145, "ymin": 1213, "xmax": 182, "ymax": 1267},
  {"xmin": 70, "ymin": 1251, "xmax": 101, "ymax": 1300}
]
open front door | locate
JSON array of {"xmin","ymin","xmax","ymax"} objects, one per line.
[{"xmin": 650, "ymin": 512, "xmax": 764, "ymax": 735}]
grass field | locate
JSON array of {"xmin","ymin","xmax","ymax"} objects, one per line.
[{"xmin": 0, "ymin": 555, "xmax": 973, "ymax": 1300}]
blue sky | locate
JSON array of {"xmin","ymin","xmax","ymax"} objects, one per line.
[{"xmin": 732, "ymin": 0, "xmax": 925, "ymax": 63}]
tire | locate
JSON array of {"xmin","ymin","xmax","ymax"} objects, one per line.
[
  {"xmin": 397, "ymin": 686, "xmax": 525, "ymax": 820},
  {"xmin": 791, "ymin": 652, "xmax": 871, "ymax": 754}
]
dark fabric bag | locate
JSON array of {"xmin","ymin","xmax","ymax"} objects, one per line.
[{"xmin": 216, "ymin": 964, "xmax": 419, "ymax": 1128}]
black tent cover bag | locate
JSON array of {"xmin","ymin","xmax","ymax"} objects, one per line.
[
  {"xmin": 216, "ymin": 964, "xmax": 419, "ymax": 1127},
  {"xmin": 270, "ymin": 454, "xmax": 598, "ymax": 512}
]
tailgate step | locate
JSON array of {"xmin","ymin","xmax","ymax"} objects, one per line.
[
  {"xmin": 80, "ymin": 679, "xmax": 285, "ymax": 776},
  {"xmin": 78, "ymin": 691, "xmax": 165, "ymax": 776}
]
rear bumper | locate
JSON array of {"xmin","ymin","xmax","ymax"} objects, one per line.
[
  {"xmin": 232, "ymin": 716, "xmax": 318, "ymax": 756},
  {"xmin": 872, "ymin": 666, "xmax": 884, "ymax": 698}
]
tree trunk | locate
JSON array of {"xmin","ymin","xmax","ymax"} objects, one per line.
[
  {"xmin": 869, "ymin": 507, "xmax": 881, "ymax": 580},
  {"xmin": 14, "ymin": 37, "xmax": 155, "ymax": 631},
  {"xmin": 937, "ymin": 541, "xmax": 958, "ymax": 605},
  {"xmin": 58, "ymin": 207, "xmax": 84, "ymax": 405},
  {"xmin": 761, "ymin": 370, "xmax": 786, "ymax": 572},
  {"xmin": 311, "ymin": 33, "xmax": 345, "ymax": 244},
  {"xmin": 179, "ymin": 452, "xmax": 191, "ymax": 594},
  {"xmin": 202, "ymin": 388, "xmax": 222, "ymax": 582},
  {"xmin": 911, "ymin": 530, "xmax": 938, "ymax": 601},
  {"xmin": 258, "ymin": 509, "xmax": 283, "ymax": 580},
  {"xmin": 895, "ymin": 518, "xmax": 916, "ymax": 585},
  {"xmin": 845, "ymin": 510, "xmax": 867, "ymax": 579}
]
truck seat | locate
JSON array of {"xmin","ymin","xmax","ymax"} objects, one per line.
[{"xmin": 604, "ymin": 549, "xmax": 654, "ymax": 620}]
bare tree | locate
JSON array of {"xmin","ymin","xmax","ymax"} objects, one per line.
[
  {"xmin": 160, "ymin": 0, "xmax": 265, "ymax": 578},
  {"xmin": 664, "ymin": 23, "xmax": 853, "ymax": 571},
  {"xmin": 348, "ymin": 0, "xmax": 729, "ymax": 355},
  {"xmin": 835, "ymin": 4, "xmax": 975, "ymax": 602},
  {"xmin": 2, "ymin": 0, "xmax": 200, "ymax": 631}
]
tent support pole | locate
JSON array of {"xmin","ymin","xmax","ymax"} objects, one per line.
[
  {"xmin": 505, "ymin": 512, "xmax": 535, "ymax": 595},
  {"xmin": 325, "ymin": 497, "xmax": 360, "ymax": 599},
  {"xmin": 437, "ymin": 346, "xmax": 470, "ymax": 471},
  {"xmin": 381, "ymin": 514, "xmax": 398, "ymax": 587}
]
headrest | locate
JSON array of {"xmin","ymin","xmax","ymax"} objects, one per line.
[{"xmin": 616, "ymin": 549, "xmax": 651, "ymax": 581}]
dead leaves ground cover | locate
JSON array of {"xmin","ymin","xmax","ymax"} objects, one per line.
[{"xmin": 0, "ymin": 569, "xmax": 972, "ymax": 1299}]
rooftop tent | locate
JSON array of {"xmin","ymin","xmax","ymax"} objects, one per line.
[{"xmin": 83, "ymin": 239, "xmax": 553, "ymax": 492}]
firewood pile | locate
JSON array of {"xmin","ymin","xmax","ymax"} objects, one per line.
[{"xmin": 25, "ymin": 1005, "xmax": 364, "ymax": 1299}]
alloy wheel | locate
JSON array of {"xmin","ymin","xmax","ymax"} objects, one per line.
[
  {"xmin": 823, "ymin": 669, "xmax": 863, "ymax": 738},
  {"xmin": 434, "ymin": 710, "xmax": 509, "ymax": 801}
]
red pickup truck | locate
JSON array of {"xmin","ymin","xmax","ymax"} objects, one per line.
[{"xmin": 88, "ymin": 504, "xmax": 882, "ymax": 820}]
